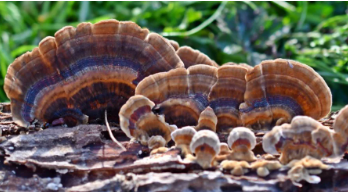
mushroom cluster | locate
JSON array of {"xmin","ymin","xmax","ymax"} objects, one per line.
[
  {"xmin": 4, "ymin": 19, "xmax": 341, "ymax": 186},
  {"xmin": 262, "ymin": 115, "xmax": 348, "ymax": 164}
]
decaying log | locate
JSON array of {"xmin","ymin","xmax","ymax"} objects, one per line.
[{"xmin": 1, "ymin": 103, "xmax": 348, "ymax": 192}]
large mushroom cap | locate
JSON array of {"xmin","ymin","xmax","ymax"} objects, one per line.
[
  {"xmin": 176, "ymin": 46, "xmax": 218, "ymax": 68},
  {"xmin": 239, "ymin": 59, "xmax": 332, "ymax": 130},
  {"xmin": 208, "ymin": 64, "xmax": 250, "ymax": 133},
  {"xmin": 119, "ymin": 95, "xmax": 176, "ymax": 146},
  {"xmin": 263, "ymin": 116, "xmax": 335, "ymax": 164},
  {"xmin": 4, "ymin": 19, "xmax": 184, "ymax": 127},
  {"xmin": 135, "ymin": 64, "xmax": 217, "ymax": 128}
]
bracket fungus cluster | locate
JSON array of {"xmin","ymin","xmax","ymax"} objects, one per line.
[
  {"xmin": 2, "ymin": 18, "xmax": 342, "ymax": 189},
  {"xmin": 4, "ymin": 20, "xmax": 183, "ymax": 127},
  {"xmin": 262, "ymin": 116, "xmax": 340, "ymax": 164}
]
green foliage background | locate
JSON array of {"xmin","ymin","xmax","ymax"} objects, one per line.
[{"xmin": 0, "ymin": 1, "xmax": 348, "ymax": 111}]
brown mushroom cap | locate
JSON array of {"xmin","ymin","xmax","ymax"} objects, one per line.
[
  {"xmin": 227, "ymin": 127, "xmax": 256, "ymax": 150},
  {"xmin": 136, "ymin": 65, "xmax": 217, "ymax": 128},
  {"xmin": 190, "ymin": 130, "xmax": 220, "ymax": 168},
  {"xmin": 262, "ymin": 116, "xmax": 335, "ymax": 164},
  {"xmin": 4, "ymin": 19, "xmax": 184, "ymax": 127},
  {"xmin": 208, "ymin": 64, "xmax": 249, "ymax": 133},
  {"xmin": 171, "ymin": 126, "xmax": 197, "ymax": 146},
  {"xmin": 195, "ymin": 106, "xmax": 218, "ymax": 132},
  {"xmin": 176, "ymin": 46, "xmax": 219, "ymax": 68},
  {"xmin": 227, "ymin": 127, "xmax": 256, "ymax": 161},
  {"xmin": 239, "ymin": 59, "xmax": 332, "ymax": 130},
  {"xmin": 119, "ymin": 95, "xmax": 177, "ymax": 146}
]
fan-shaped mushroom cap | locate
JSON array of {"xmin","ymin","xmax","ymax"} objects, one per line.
[
  {"xmin": 171, "ymin": 126, "xmax": 197, "ymax": 146},
  {"xmin": 195, "ymin": 106, "xmax": 218, "ymax": 132},
  {"xmin": 227, "ymin": 127, "xmax": 256, "ymax": 161},
  {"xmin": 332, "ymin": 105, "xmax": 348, "ymax": 155},
  {"xmin": 190, "ymin": 130, "xmax": 220, "ymax": 168},
  {"xmin": 166, "ymin": 39, "xmax": 180, "ymax": 51},
  {"xmin": 208, "ymin": 64, "xmax": 249, "ymax": 132},
  {"xmin": 119, "ymin": 95, "xmax": 177, "ymax": 146},
  {"xmin": 176, "ymin": 46, "xmax": 218, "ymax": 68},
  {"xmin": 136, "ymin": 65, "xmax": 217, "ymax": 128},
  {"xmin": 171, "ymin": 126, "xmax": 197, "ymax": 154},
  {"xmin": 263, "ymin": 116, "xmax": 335, "ymax": 164},
  {"xmin": 228, "ymin": 127, "xmax": 256, "ymax": 150},
  {"xmin": 4, "ymin": 20, "xmax": 184, "ymax": 127},
  {"xmin": 239, "ymin": 59, "xmax": 332, "ymax": 130}
]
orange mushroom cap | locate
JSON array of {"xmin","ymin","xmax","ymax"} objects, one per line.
[
  {"xmin": 136, "ymin": 65, "xmax": 218, "ymax": 128},
  {"xmin": 195, "ymin": 106, "xmax": 218, "ymax": 132},
  {"xmin": 208, "ymin": 64, "xmax": 250, "ymax": 132},
  {"xmin": 240, "ymin": 59, "xmax": 332, "ymax": 130},
  {"xmin": 119, "ymin": 95, "xmax": 177, "ymax": 146},
  {"xmin": 4, "ymin": 20, "xmax": 184, "ymax": 127}
]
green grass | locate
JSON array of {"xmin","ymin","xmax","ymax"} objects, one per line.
[{"xmin": 0, "ymin": 1, "xmax": 348, "ymax": 110}]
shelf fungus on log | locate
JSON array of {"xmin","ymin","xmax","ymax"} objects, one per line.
[
  {"xmin": 262, "ymin": 116, "xmax": 336, "ymax": 164},
  {"xmin": 119, "ymin": 95, "xmax": 177, "ymax": 149},
  {"xmin": 227, "ymin": 127, "xmax": 256, "ymax": 162},
  {"xmin": 239, "ymin": 59, "xmax": 332, "ymax": 130},
  {"xmin": 190, "ymin": 130, "xmax": 220, "ymax": 168},
  {"xmin": 195, "ymin": 106, "xmax": 218, "ymax": 132},
  {"xmin": 171, "ymin": 126, "xmax": 197, "ymax": 155},
  {"xmin": 176, "ymin": 46, "xmax": 219, "ymax": 68},
  {"xmin": 332, "ymin": 105, "xmax": 348, "ymax": 155},
  {"xmin": 136, "ymin": 65, "xmax": 217, "ymax": 128},
  {"xmin": 208, "ymin": 64, "xmax": 250, "ymax": 133},
  {"xmin": 4, "ymin": 19, "xmax": 184, "ymax": 127}
]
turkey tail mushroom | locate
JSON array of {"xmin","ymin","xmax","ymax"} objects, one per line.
[
  {"xmin": 176, "ymin": 46, "xmax": 218, "ymax": 68},
  {"xmin": 4, "ymin": 19, "xmax": 184, "ymax": 127},
  {"xmin": 239, "ymin": 59, "xmax": 332, "ymax": 130}
]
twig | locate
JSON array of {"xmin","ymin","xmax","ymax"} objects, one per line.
[{"xmin": 104, "ymin": 110, "xmax": 126, "ymax": 151}]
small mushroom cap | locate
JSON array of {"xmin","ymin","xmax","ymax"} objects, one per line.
[
  {"xmin": 250, "ymin": 160, "xmax": 282, "ymax": 171},
  {"xmin": 195, "ymin": 106, "xmax": 218, "ymax": 132},
  {"xmin": 190, "ymin": 130, "xmax": 220, "ymax": 155},
  {"xmin": 176, "ymin": 46, "xmax": 219, "ymax": 68},
  {"xmin": 263, "ymin": 116, "xmax": 335, "ymax": 164},
  {"xmin": 227, "ymin": 127, "xmax": 256, "ymax": 150},
  {"xmin": 219, "ymin": 143, "xmax": 230, "ymax": 155},
  {"xmin": 208, "ymin": 64, "xmax": 249, "ymax": 132},
  {"xmin": 148, "ymin": 135, "xmax": 166, "ymax": 149},
  {"xmin": 239, "ymin": 59, "xmax": 332, "ymax": 129},
  {"xmin": 256, "ymin": 167, "xmax": 270, "ymax": 177},
  {"xmin": 220, "ymin": 160, "xmax": 250, "ymax": 176},
  {"xmin": 4, "ymin": 19, "xmax": 184, "ymax": 127},
  {"xmin": 171, "ymin": 126, "xmax": 197, "ymax": 146},
  {"xmin": 119, "ymin": 95, "xmax": 177, "ymax": 144}
]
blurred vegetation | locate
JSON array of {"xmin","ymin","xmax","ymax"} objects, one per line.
[{"xmin": 0, "ymin": 1, "xmax": 348, "ymax": 110}]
